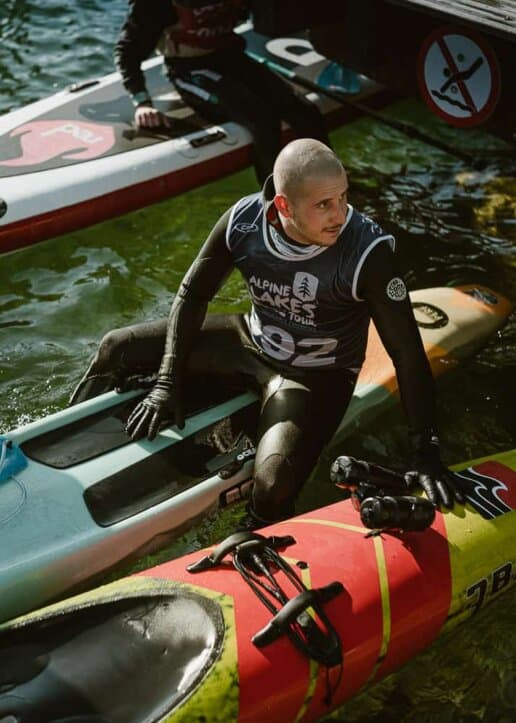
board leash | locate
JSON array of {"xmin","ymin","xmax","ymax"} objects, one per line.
[{"xmin": 187, "ymin": 530, "xmax": 344, "ymax": 702}]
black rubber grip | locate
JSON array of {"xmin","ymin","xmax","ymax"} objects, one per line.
[
  {"xmin": 330, "ymin": 455, "xmax": 409, "ymax": 492},
  {"xmin": 186, "ymin": 533, "xmax": 296, "ymax": 573},
  {"xmin": 252, "ymin": 581, "xmax": 344, "ymax": 647}
]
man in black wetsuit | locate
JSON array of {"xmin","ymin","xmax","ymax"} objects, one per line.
[
  {"xmin": 115, "ymin": 0, "xmax": 331, "ymax": 183},
  {"xmin": 72, "ymin": 139, "xmax": 464, "ymax": 527}
]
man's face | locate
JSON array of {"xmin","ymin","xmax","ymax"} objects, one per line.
[{"xmin": 275, "ymin": 170, "xmax": 349, "ymax": 247}]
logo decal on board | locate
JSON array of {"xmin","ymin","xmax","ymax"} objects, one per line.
[
  {"xmin": 0, "ymin": 120, "xmax": 116, "ymax": 167},
  {"xmin": 265, "ymin": 37, "xmax": 325, "ymax": 68},
  {"xmin": 452, "ymin": 461, "xmax": 516, "ymax": 519},
  {"xmin": 465, "ymin": 287, "xmax": 499, "ymax": 306},
  {"xmin": 417, "ymin": 26, "xmax": 501, "ymax": 128},
  {"xmin": 386, "ymin": 277, "xmax": 407, "ymax": 301},
  {"xmin": 411, "ymin": 301, "xmax": 449, "ymax": 329}
]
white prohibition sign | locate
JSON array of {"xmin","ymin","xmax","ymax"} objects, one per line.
[{"xmin": 417, "ymin": 26, "xmax": 500, "ymax": 128}]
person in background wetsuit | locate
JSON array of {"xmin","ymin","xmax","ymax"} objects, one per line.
[
  {"xmin": 115, "ymin": 0, "xmax": 331, "ymax": 184},
  {"xmin": 71, "ymin": 139, "xmax": 465, "ymax": 528}
]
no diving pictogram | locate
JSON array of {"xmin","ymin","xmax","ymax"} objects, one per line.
[{"xmin": 417, "ymin": 26, "xmax": 500, "ymax": 128}]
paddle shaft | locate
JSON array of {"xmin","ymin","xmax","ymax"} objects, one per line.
[{"xmin": 256, "ymin": 55, "xmax": 490, "ymax": 168}]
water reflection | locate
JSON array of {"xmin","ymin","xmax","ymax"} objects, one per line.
[{"xmin": 0, "ymin": 0, "xmax": 125, "ymax": 113}]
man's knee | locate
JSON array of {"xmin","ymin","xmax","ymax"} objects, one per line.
[
  {"xmin": 90, "ymin": 327, "xmax": 132, "ymax": 374},
  {"xmin": 252, "ymin": 452, "xmax": 297, "ymax": 517}
]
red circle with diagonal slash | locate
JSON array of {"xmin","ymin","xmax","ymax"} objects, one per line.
[{"xmin": 417, "ymin": 26, "xmax": 500, "ymax": 128}]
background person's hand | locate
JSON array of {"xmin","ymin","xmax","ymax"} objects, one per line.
[
  {"xmin": 134, "ymin": 104, "xmax": 173, "ymax": 129},
  {"xmin": 125, "ymin": 376, "xmax": 184, "ymax": 441}
]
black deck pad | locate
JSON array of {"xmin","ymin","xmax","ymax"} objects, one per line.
[
  {"xmin": 0, "ymin": 591, "xmax": 224, "ymax": 723},
  {"xmin": 84, "ymin": 400, "xmax": 259, "ymax": 526},
  {"xmin": 21, "ymin": 377, "xmax": 255, "ymax": 470}
]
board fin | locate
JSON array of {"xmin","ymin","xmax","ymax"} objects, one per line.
[{"xmin": 316, "ymin": 62, "xmax": 361, "ymax": 94}]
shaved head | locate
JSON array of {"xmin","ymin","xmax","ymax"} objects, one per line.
[
  {"xmin": 272, "ymin": 139, "xmax": 349, "ymax": 247},
  {"xmin": 273, "ymin": 138, "xmax": 345, "ymax": 199}
]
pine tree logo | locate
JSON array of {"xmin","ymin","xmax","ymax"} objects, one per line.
[{"xmin": 293, "ymin": 272, "xmax": 319, "ymax": 302}]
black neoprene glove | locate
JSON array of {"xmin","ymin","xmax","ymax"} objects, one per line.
[
  {"xmin": 408, "ymin": 432, "xmax": 465, "ymax": 509},
  {"xmin": 125, "ymin": 376, "xmax": 184, "ymax": 441}
]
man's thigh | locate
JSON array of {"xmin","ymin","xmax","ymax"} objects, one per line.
[
  {"xmin": 255, "ymin": 371, "xmax": 356, "ymax": 491},
  {"xmin": 186, "ymin": 314, "xmax": 271, "ymax": 386}
]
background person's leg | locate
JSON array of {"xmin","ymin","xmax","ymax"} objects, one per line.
[
  {"xmin": 171, "ymin": 54, "xmax": 287, "ymax": 183},
  {"xmin": 230, "ymin": 53, "xmax": 332, "ymax": 149},
  {"xmin": 170, "ymin": 48, "xmax": 331, "ymax": 184},
  {"xmin": 203, "ymin": 51, "xmax": 333, "ymax": 175}
]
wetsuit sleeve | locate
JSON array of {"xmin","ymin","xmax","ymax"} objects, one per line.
[
  {"xmin": 357, "ymin": 242, "xmax": 437, "ymax": 442},
  {"xmin": 114, "ymin": 0, "xmax": 176, "ymax": 101},
  {"xmin": 158, "ymin": 207, "xmax": 235, "ymax": 380},
  {"xmin": 237, "ymin": 1, "xmax": 251, "ymax": 23}
]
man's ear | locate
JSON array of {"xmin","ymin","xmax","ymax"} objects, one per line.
[{"xmin": 274, "ymin": 194, "xmax": 291, "ymax": 218}]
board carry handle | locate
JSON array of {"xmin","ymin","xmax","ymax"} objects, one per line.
[
  {"xmin": 123, "ymin": 125, "xmax": 227, "ymax": 145},
  {"xmin": 186, "ymin": 531, "xmax": 296, "ymax": 573},
  {"xmin": 252, "ymin": 581, "xmax": 344, "ymax": 648},
  {"xmin": 67, "ymin": 78, "xmax": 101, "ymax": 93},
  {"xmin": 188, "ymin": 531, "xmax": 344, "ymax": 671},
  {"xmin": 189, "ymin": 128, "xmax": 227, "ymax": 148}
]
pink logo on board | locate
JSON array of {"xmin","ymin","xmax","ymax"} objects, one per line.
[{"xmin": 0, "ymin": 120, "xmax": 115, "ymax": 167}]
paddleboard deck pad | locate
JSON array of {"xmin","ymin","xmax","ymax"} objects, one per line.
[
  {"xmin": 0, "ymin": 27, "xmax": 388, "ymax": 254},
  {"xmin": 1, "ymin": 447, "xmax": 514, "ymax": 722},
  {"xmin": 0, "ymin": 284, "xmax": 511, "ymax": 624}
]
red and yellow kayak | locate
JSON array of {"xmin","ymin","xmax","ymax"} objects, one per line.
[{"xmin": 1, "ymin": 449, "xmax": 514, "ymax": 722}]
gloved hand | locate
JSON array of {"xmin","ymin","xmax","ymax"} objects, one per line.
[
  {"xmin": 125, "ymin": 376, "xmax": 184, "ymax": 441},
  {"xmin": 407, "ymin": 432, "xmax": 465, "ymax": 509}
]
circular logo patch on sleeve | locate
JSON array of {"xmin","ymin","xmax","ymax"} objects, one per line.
[{"xmin": 386, "ymin": 277, "xmax": 407, "ymax": 301}]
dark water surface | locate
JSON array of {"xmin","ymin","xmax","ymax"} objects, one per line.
[{"xmin": 0, "ymin": 2, "xmax": 515, "ymax": 721}]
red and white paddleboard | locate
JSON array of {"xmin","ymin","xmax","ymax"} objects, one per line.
[{"xmin": 0, "ymin": 27, "xmax": 384, "ymax": 255}]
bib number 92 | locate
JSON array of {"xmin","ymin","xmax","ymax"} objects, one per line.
[{"xmin": 256, "ymin": 324, "xmax": 337, "ymax": 367}]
